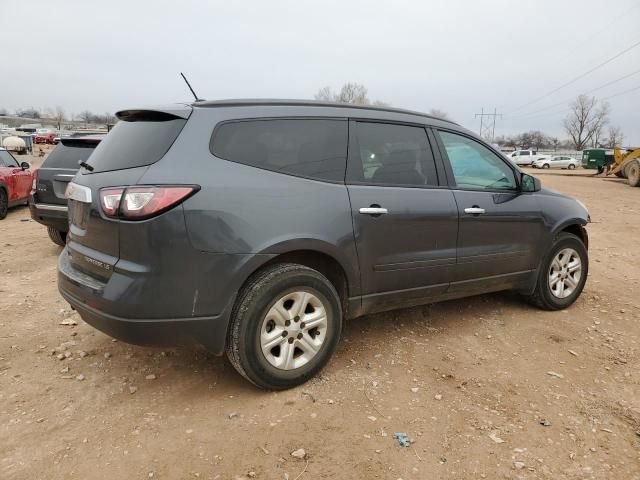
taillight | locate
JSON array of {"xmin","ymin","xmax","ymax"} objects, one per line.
[
  {"xmin": 99, "ymin": 186, "xmax": 197, "ymax": 220},
  {"xmin": 30, "ymin": 169, "xmax": 38, "ymax": 194}
]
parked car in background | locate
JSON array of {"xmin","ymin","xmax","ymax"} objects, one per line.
[
  {"xmin": 34, "ymin": 133, "xmax": 57, "ymax": 144},
  {"xmin": 57, "ymin": 100, "xmax": 590, "ymax": 389},
  {"xmin": 505, "ymin": 149, "xmax": 547, "ymax": 166},
  {"xmin": 0, "ymin": 147, "xmax": 32, "ymax": 219},
  {"xmin": 533, "ymin": 155, "xmax": 579, "ymax": 170},
  {"xmin": 30, "ymin": 135, "xmax": 103, "ymax": 245}
]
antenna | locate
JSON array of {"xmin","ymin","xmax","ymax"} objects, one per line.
[{"xmin": 180, "ymin": 72, "xmax": 203, "ymax": 102}]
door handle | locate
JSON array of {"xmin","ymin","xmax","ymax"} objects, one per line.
[
  {"xmin": 464, "ymin": 207, "xmax": 485, "ymax": 215},
  {"xmin": 359, "ymin": 206, "xmax": 388, "ymax": 215}
]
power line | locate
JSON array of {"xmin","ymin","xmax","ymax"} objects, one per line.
[
  {"xmin": 510, "ymin": 83, "xmax": 640, "ymax": 121},
  {"xmin": 505, "ymin": 37, "xmax": 640, "ymax": 115},
  {"xmin": 511, "ymin": 68, "xmax": 640, "ymax": 118}
]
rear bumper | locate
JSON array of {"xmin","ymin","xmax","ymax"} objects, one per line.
[
  {"xmin": 29, "ymin": 199, "xmax": 69, "ymax": 232},
  {"xmin": 59, "ymin": 285, "xmax": 231, "ymax": 354},
  {"xmin": 57, "ymin": 245, "xmax": 265, "ymax": 354}
]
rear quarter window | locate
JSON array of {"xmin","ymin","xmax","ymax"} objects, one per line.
[{"xmin": 210, "ymin": 119, "xmax": 348, "ymax": 182}]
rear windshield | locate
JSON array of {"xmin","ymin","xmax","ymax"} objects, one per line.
[
  {"xmin": 86, "ymin": 114, "xmax": 186, "ymax": 173},
  {"xmin": 43, "ymin": 141, "xmax": 100, "ymax": 169}
]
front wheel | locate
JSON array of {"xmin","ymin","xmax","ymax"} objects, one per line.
[
  {"xmin": 226, "ymin": 263, "xmax": 342, "ymax": 389},
  {"xmin": 526, "ymin": 232, "xmax": 588, "ymax": 310},
  {"xmin": 627, "ymin": 161, "xmax": 640, "ymax": 187},
  {"xmin": 543, "ymin": 163, "xmax": 550, "ymax": 169}
]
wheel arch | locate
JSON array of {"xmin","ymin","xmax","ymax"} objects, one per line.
[{"xmin": 554, "ymin": 220, "xmax": 589, "ymax": 250}]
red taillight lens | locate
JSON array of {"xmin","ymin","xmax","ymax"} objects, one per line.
[
  {"xmin": 100, "ymin": 188, "xmax": 124, "ymax": 217},
  {"xmin": 30, "ymin": 169, "xmax": 38, "ymax": 194},
  {"xmin": 99, "ymin": 186, "xmax": 197, "ymax": 220}
]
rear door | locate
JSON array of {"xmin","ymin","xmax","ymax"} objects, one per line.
[
  {"xmin": 34, "ymin": 138, "xmax": 101, "ymax": 206},
  {"xmin": 346, "ymin": 120, "xmax": 458, "ymax": 313},
  {"xmin": 433, "ymin": 129, "xmax": 545, "ymax": 293}
]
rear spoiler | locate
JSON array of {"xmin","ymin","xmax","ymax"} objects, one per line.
[
  {"xmin": 116, "ymin": 104, "xmax": 193, "ymax": 122},
  {"xmin": 60, "ymin": 137, "xmax": 104, "ymax": 147}
]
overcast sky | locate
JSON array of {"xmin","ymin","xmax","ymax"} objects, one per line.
[{"xmin": 3, "ymin": 0, "xmax": 639, "ymax": 143}]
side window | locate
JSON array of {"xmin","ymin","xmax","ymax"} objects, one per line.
[
  {"xmin": 437, "ymin": 131, "xmax": 517, "ymax": 191},
  {"xmin": 348, "ymin": 122, "xmax": 437, "ymax": 187},
  {"xmin": 210, "ymin": 119, "xmax": 347, "ymax": 182},
  {"xmin": 520, "ymin": 151, "xmax": 530, "ymax": 156},
  {"xmin": 0, "ymin": 151, "xmax": 18, "ymax": 167}
]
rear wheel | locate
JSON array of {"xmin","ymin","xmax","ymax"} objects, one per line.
[
  {"xmin": 226, "ymin": 263, "xmax": 342, "ymax": 389},
  {"xmin": 47, "ymin": 227, "xmax": 67, "ymax": 247},
  {"xmin": 526, "ymin": 232, "xmax": 588, "ymax": 310},
  {"xmin": 627, "ymin": 161, "xmax": 640, "ymax": 187},
  {"xmin": 0, "ymin": 189, "xmax": 7, "ymax": 220},
  {"xmin": 568, "ymin": 164, "xmax": 576, "ymax": 170}
]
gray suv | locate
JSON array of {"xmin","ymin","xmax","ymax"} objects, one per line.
[{"xmin": 58, "ymin": 100, "xmax": 589, "ymax": 389}]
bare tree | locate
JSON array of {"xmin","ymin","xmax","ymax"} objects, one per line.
[
  {"xmin": 79, "ymin": 110, "xmax": 93, "ymax": 126},
  {"xmin": 550, "ymin": 137, "xmax": 560, "ymax": 151},
  {"xmin": 563, "ymin": 95, "xmax": 609, "ymax": 150},
  {"xmin": 314, "ymin": 83, "xmax": 387, "ymax": 106},
  {"xmin": 605, "ymin": 126, "xmax": 625, "ymax": 148},
  {"xmin": 48, "ymin": 106, "xmax": 66, "ymax": 130},
  {"xmin": 0, "ymin": 107, "xmax": 8, "ymax": 116}
]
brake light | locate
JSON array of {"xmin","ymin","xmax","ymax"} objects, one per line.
[
  {"xmin": 99, "ymin": 186, "xmax": 197, "ymax": 219},
  {"xmin": 30, "ymin": 169, "xmax": 38, "ymax": 194}
]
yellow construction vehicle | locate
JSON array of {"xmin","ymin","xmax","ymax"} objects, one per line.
[{"xmin": 607, "ymin": 147, "xmax": 640, "ymax": 187}]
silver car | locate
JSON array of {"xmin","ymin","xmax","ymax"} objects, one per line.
[{"xmin": 533, "ymin": 155, "xmax": 579, "ymax": 170}]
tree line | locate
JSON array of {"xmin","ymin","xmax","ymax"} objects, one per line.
[{"xmin": 0, "ymin": 106, "xmax": 117, "ymax": 129}]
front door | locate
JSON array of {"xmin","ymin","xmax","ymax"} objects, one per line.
[
  {"xmin": 346, "ymin": 121, "xmax": 458, "ymax": 313},
  {"xmin": 434, "ymin": 130, "xmax": 545, "ymax": 293}
]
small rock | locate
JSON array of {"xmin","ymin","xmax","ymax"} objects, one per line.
[
  {"xmin": 78, "ymin": 351, "xmax": 87, "ymax": 358},
  {"xmin": 145, "ymin": 374, "xmax": 156, "ymax": 380},
  {"xmin": 104, "ymin": 352, "xmax": 112, "ymax": 359},
  {"xmin": 410, "ymin": 387, "xmax": 419, "ymax": 393},
  {"xmin": 546, "ymin": 371, "xmax": 564, "ymax": 379},
  {"xmin": 128, "ymin": 385, "xmax": 138, "ymax": 394},
  {"xmin": 60, "ymin": 366, "xmax": 69, "ymax": 373},
  {"xmin": 228, "ymin": 412, "xmax": 238, "ymax": 420},
  {"xmin": 514, "ymin": 461, "xmax": 526, "ymax": 470},
  {"xmin": 186, "ymin": 429, "xmax": 193, "ymax": 434},
  {"xmin": 291, "ymin": 448, "xmax": 306, "ymax": 459},
  {"xmin": 327, "ymin": 399, "xmax": 334, "ymax": 404},
  {"xmin": 36, "ymin": 417, "xmax": 45, "ymax": 423},
  {"xmin": 434, "ymin": 394, "xmax": 443, "ymax": 401},
  {"xmin": 568, "ymin": 350, "xmax": 578, "ymax": 356},
  {"xmin": 56, "ymin": 353, "xmax": 65, "ymax": 361},
  {"xmin": 367, "ymin": 415, "xmax": 377, "ymax": 421},
  {"xmin": 76, "ymin": 374, "xmax": 85, "ymax": 381},
  {"xmin": 540, "ymin": 418, "xmax": 551, "ymax": 427},
  {"xmin": 489, "ymin": 432, "xmax": 505, "ymax": 444},
  {"xmin": 64, "ymin": 351, "xmax": 72, "ymax": 359}
]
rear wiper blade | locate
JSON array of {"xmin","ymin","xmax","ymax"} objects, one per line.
[{"xmin": 78, "ymin": 160, "xmax": 94, "ymax": 172}]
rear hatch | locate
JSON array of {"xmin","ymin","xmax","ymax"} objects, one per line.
[
  {"xmin": 66, "ymin": 107, "xmax": 190, "ymax": 281},
  {"xmin": 34, "ymin": 136, "xmax": 102, "ymax": 206}
]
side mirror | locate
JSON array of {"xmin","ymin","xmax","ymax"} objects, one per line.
[
  {"xmin": 20, "ymin": 161, "xmax": 30, "ymax": 171},
  {"xmin": 521, "ymin": 173, "xmax": 541, "ymax": 192}
]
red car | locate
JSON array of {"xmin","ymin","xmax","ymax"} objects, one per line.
[
  {"xmin": 0, "ymin": 148, "xmax": 33, "ymax": 219},
  {"xmin": 34, "ymin": 133, "xmax": 57, "ymax": 144}
]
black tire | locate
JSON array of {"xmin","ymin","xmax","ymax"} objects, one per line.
[
  {"xmin": 526, "ymin": 232, "xmax": 588, "ymax": 310},
  {"xmin": 568, "ymin": 164, "xmax": 576, "ymax": 170},
  {"xmin": 226, "ymin": 263, "xmax": 342, "ymax": 389},
  {"xmin": 627, "ymin": 161, "xmax": 640, "ymax": 187},
  {"xmin": 597, "ymin": 166, "xmax": 605, "ymax": 174},
  {"xmin": 47, "ymin": 226, "xmax": 67, "ymax": 247},
  {"xmin": 0, "ymin": 189, "xmax": 7, "ymax": 220},
  {"xmin": 543, "ymin": 163, "xmax": 550, "ymax": 169}
]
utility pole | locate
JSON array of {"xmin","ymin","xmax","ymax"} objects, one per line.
[{"xmin": 474, "ymin": 108, "xmax": 502, "ymax": 142}]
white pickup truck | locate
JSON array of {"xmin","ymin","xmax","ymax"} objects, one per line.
[{"xmin": 505, "ymin": 150, "xmax": 547, "ymax": 166}]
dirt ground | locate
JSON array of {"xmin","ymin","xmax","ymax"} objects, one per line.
[{"xmin": 1, "ymin": 164, "xmax": 639, "ymax": 480}]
